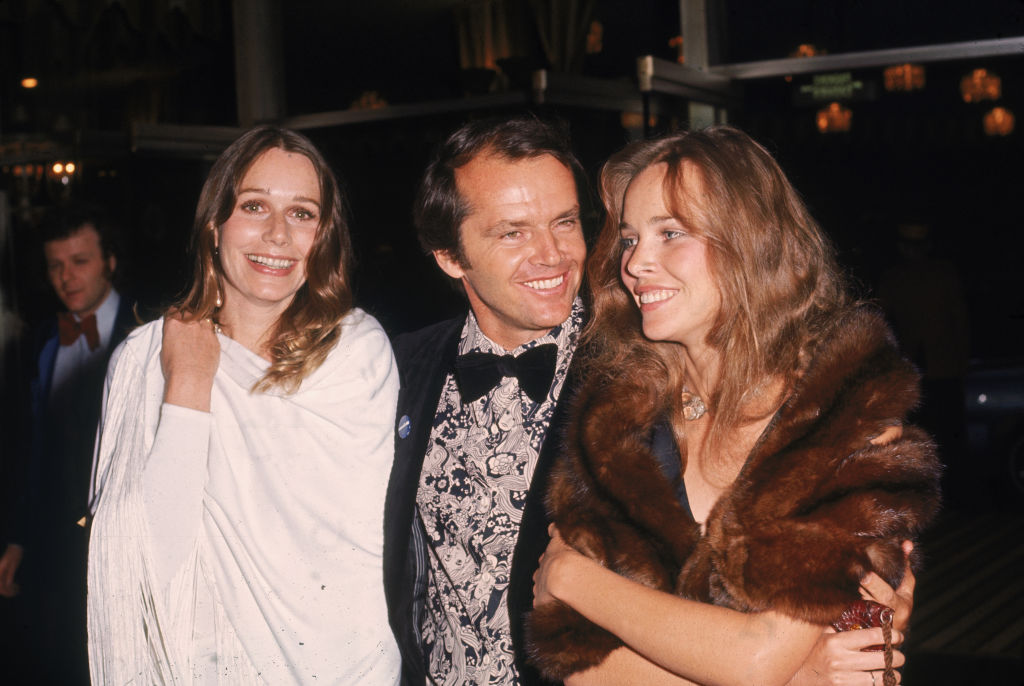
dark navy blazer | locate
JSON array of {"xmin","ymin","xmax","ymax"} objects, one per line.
[{"xmin": 12, "ymin": 296, "xmax": 136, "ymax": 548}]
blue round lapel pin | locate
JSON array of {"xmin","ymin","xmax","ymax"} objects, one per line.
[{"xmin": 398, "ymin": 414, "xmax": 411, "ymax": 439}]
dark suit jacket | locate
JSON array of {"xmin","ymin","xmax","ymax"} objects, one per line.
[
  {"xmin": 383, "ymin": 314, "xmax": 581, "ymax": 686},
  {"xmin": 7, "ymin": 295, "xmax": 136, "ymax": 552},
  {"xmin": 0, "ymin": 296, "xmax": 137, "ymax": 686}
]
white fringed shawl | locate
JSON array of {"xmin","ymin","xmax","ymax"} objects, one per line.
[
  {"xmin": 87, "ymin": 328, "xmax": 192, "ymax": 684},
  {"xmin": 87, "ymin": 311, "xmax": 401, "ymax": 685}
]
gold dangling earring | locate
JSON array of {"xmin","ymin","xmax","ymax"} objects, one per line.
[
  {"xmin": 212, "ymin": 230, "xmax": 223, "ymax": 313},
  {"xmin": 211, "ymin": 282, "xmax": 224, "ymax": 334}
]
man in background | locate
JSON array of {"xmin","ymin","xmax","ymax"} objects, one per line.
[{"xmin": 0, "ymin": 205, "xmax": 135, "ymax": 683}]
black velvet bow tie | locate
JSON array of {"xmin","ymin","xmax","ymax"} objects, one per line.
[{"xmin": 454, "ymin": 343, "xmax": 557, "ymax": 404}]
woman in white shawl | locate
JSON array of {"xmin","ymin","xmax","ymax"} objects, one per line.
[{"xmin": 87, "ymin": 126, "xmax": 401, "ymax": 684}]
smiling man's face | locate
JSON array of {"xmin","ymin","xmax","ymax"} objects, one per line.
[{"xmin": 433, "ymin": 152, "xmax": 586, "ymax": 350}]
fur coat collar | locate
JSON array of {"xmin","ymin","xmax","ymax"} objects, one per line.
[{"xmin": 526, "ymin": 306, "xmax": 942, "ymax": 680}]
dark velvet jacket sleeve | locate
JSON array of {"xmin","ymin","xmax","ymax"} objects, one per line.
[{"xmin": 383, "ymin": 318, "xmax": 463, "ymax": 686}]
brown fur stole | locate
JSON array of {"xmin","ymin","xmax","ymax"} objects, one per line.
[{"xmin": 525, "ymin": 307, "xmax": 942, "ymax": 681}]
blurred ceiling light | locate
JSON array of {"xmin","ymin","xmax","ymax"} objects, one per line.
[
  {"xmin": 620, "ymin": 111, "xmax": 656, "ymax": 130},
  {"xmin": 587, "ymin": 20, "xmax": 604, "ymax": 55},
  {"xmin": 21, "ymin": 77, "xmax": 38, "ymax": 89},
  {"xmin": 350, "ymin": 91, "xmax": 388, "ymax": 110},
  {"xmin": 669, "ymin": 35, "xmax": 684, "ymax": 64},
  {"xmin": 961, "ymin": 68, "xmax": 1001, "ymax": 102},
  {"xmin": 984, "ymin": 107, "xmax": 1014, "ymax": 136},
  {"xmin": 816, "ymin": 102, "xmax": 852, "ymax": 133},
  {"xmin": 791, "ymin": 44, "xmax": 821, "ymax": 58},
  {"xmin": 884, "ymin": 64, "xmax": 925, "ymax": 92},
  {"xmin": 66, "ymin": 162, "xmax": 76, "ymax": 173},
  {"xmin": 52, "ymin": 162, "xmax": 64, "ymax": 174}
]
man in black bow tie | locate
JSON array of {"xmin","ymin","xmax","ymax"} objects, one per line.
[
  {"xmin": 1, "ymin": 205, "xmax": 134, "ymax": 683},
  {"xmin": 383, "ymin": 116, "xmax": 589, "ymax": 686}
]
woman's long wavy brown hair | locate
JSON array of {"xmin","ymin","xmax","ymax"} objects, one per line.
[
  {"xmin": 176, "ymin": 126, "xmax": 354, "ymax": 394},
  {"xmin": 586, "ymin": 126, "xmax": 851, "ymax": 452}
]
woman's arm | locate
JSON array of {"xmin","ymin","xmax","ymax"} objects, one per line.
[
  {"xmin": 553, "ymin": 618, "xmax": 906, "ymax": 686},
  {"xmin": 565, "ymin": 647, "xmax": 701, "ymax": 686},
  {"xmin": 139, "ymin": 315, "xmax": 220, "ymax": 586},
  {"xmin": 784, "ymin": 543, "xmax": 915, "ymax": 685},
  {"xmin": 537, "ymin": 531, "xmax": 914, "ymax": 686},
  {"xmin": 560, "ymin": 625, "xmax": 906, "ymax": 686},
  {"xmin": 536, "ymin": 530, "xmax": 823, "ymax": 686}
]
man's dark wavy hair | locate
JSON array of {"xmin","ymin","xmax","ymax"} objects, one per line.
[{"xmin": 413, "ymin": 114, "xmax": 588, "ymax": 267}]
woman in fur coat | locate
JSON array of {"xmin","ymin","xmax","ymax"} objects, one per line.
[{"xmin": 527, "ymin": 127, "xmax": 942, "ymax": 686}]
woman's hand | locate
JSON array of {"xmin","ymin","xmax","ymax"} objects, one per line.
[
  {"xmin": 533, "ymin": 524, "xmax": 583, "ymax": 607},
  {"xmin": 787, "ymin": 627, "xmax": 905, "ymax": 685},
  {"xmin": 860, "ymin": 540, "xmax": 915, "ymax": 632},
  {"xmin": 161, "ymin": 312, "xmax": 220, "ymax": 412},
  {"xmin": 787, "ymin": 539, "xmax": 914, "ymax": 685}
]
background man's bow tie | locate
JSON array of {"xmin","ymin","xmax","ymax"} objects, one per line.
[{"xmin": 57, "ymin": 312, "xmax": 100, "ymax": 351}]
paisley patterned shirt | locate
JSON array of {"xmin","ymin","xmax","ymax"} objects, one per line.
[{"xmin": 416, "ymin": 299, "xmax": 583, "ymax": 685}]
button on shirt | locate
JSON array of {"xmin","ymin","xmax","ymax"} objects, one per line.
[{"xmin": 416, "ymin": 299, "xmax": 583, "ymax": 685}]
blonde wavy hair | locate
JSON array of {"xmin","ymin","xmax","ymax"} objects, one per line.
[
  {"xmin": 176, "ymin": 126, "xmax": 354, "ymax": 394},
  {"xmin": 586, "ymin": 126, "xmax": 851, "ymax": 451}
]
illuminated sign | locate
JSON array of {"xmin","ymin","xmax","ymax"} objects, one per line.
[{"xmin": 795, "ymin": 72, "xmax": 877, "ymax": 105}]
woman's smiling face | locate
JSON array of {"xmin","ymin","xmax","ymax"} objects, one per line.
[
  {"xmin": 619, "ymin": 162, "xmax": 721, "ymax": 348},
  {"xmin": 216, "ymin": 146, "xmax": 322, "ymax": 317}
]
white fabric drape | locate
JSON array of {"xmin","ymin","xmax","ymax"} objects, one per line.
[{"xmin": 88, "ymin": 310, "xmax": 401, "ymax": 685}]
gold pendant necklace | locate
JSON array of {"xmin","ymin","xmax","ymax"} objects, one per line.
[{"xmin": 680, "ymin": 389, "xmax": 707, "ymax": 421}]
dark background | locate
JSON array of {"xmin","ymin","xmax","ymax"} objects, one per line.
[
  {"xmin": 3, "ymin": 0, "xmax": 1022, "ymax": 507},
  {"xmin": 1, "ymin": 0, "xmax": 1021, "ymax": 347},
  {"xmin": 2, "ymin": 1, "xmax": 1023, "ymax": 681}
]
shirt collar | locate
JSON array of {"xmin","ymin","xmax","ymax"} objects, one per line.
[
  {"xmin": 92, "ymin": 288, "xmax": 121, "ymax": 349},
  {"xmin": 459, "ymin": 297, "xmax": 584, "ymax": 358}
]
